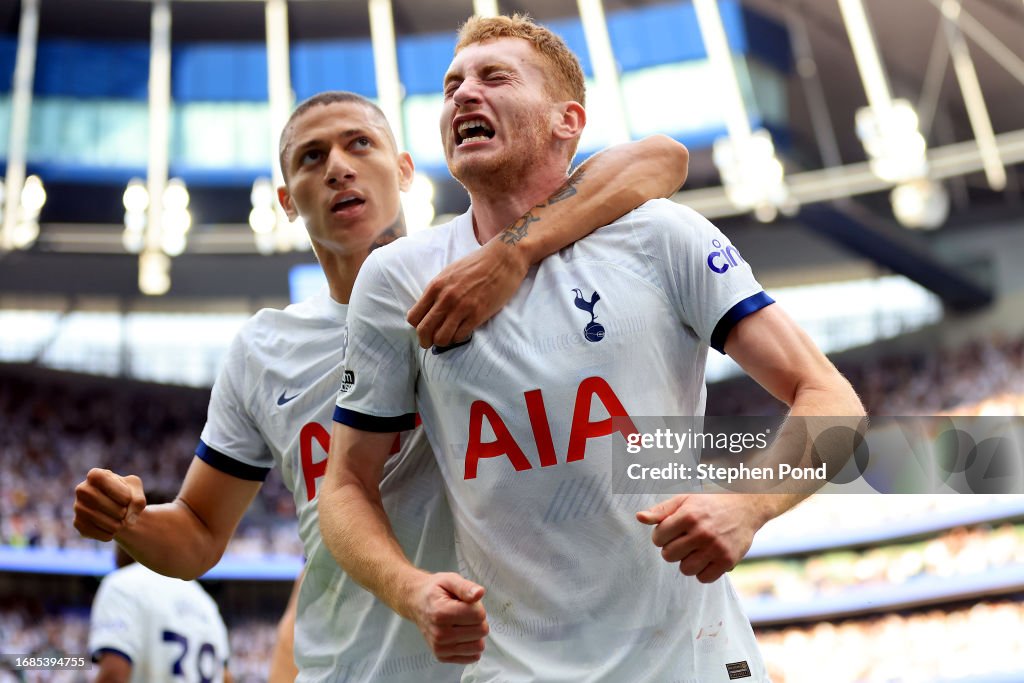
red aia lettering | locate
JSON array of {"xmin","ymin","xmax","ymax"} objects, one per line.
[
  {"xmin": 464, "ymin": 377, "xmax": 637, "ymax": 480},
  {"xmin": 302, "ymin": 419, "xmax": 410, "ymax": 500},
  {"xmin": 299, "ymin": 422, "xmax": 330, "ymax": 502},
  {"xmin": 464, "ymin": 401, "xmax": 532, "ymax": 480},
  {"xmin": 567, "ymin": 376, "xmax": 638, "ymax": 461}
]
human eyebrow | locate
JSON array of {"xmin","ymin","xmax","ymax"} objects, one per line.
[
  {"xmin": 479, "ymin": 62, "xmax": 515, "ymax": 77},
  {"xmin": 443, "ymin": 70, "xmax": 462, "ymax": 90},
  {"xmin": 290, "ymin": 140, "xmax": 321, "ymax": 166}
]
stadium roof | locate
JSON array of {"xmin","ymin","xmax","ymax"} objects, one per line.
[{"xmin": 0, "ymin": 0, "xmax": 1021, "ymax": 305}]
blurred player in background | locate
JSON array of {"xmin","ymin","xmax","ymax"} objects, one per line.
[
  {"xmin": 322, "ymin": 14, "xmax": 864, "ymax": 682},
  {"xmin": 89, "ymin": 493, "xmax": 231, "ymax": 683},
  {"xmin": 73, "ymin": 88, "xmax": 689, "ymax": 681}
]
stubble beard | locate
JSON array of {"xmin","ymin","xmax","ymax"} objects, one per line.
[{"xmin": 449, "ymin": 118, "xmax": 549, "ymax": 196}]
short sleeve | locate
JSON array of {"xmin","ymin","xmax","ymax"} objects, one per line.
[
  {"xmin": 334, "ymin": 250, "xmax": 419, "ymax": 432},
  {"xmin": 639, "ymin": 199, "xmax": 773, "ymax": 354},
  {"xmin": 196, "ymin": 330, "xmax": 273, "ymax": 481},
  {"xmin": 88, "ymin": 574, "xmax": 143, "ymax": 665}
]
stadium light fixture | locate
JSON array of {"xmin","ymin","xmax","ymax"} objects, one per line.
[
  {"xmin": 368, "ymin": 0, "xmax": 404, "ymax": 150},
  {"xmin": 1, "ymin": 0, "xmax": 39, "ymax": 252},
  {"xmin": 162, "ymin": 178, "xmax": 189, "ymax": 213},
  {"xmin": 401, "ymin": 172, "xmax": 436, "ymax": 235},
  {"xmin": 713, "ymin": 131, "xmax": 794, "ymax": 223},
  {"xmin": 890, "ymin": 178, "xmax": 949, "ymax": 230},
  {"xmin": 577, "ymin": 0, "xmax": 631, "ymax": 145},
  {"xmin": 20, "ymin": 175, "xmax": 45, "ymax": 214},
  {"xmin": 159, "ymin": 178, "xmax": 192, "ymax": 257},
  {"xmin": 249, "ymin": 177, "xmax": 278, "ymax": 254},
  {"xmin": 941, "ymin": 0, "xmax": 1006, "ymax": 191},
  {"xmin": 838, "ymin": 0, "xmax": 931, "ymax": 184},
  {"xmin": 141, "ymin": 0, "xmax": 172, "ymax": 294},
  {"xmin": 10, "ymin": 219, "xmax": 39, "ymax": 250},
  {"xmin": 855, "ymin": 101, "xmax": 928, "ymax": 184},
  {"xmin": 264, "ymin": 0, "xmax": 297, "ymax": 252},
  {"xmin": 123, "ymin": 178, "xmax": 149, "ymax": 214},
  {"xmin": 693, "ymin": 0, "xmax": 793, "ymax": 221},
  {"xmin": 139, "ymin": 251, "xmax": 171, "ymax": 296},
  {"xmin": 122, "ymin": 178, "xmax": 148, "ymax": 254},
  {"xmin": 473, "ymin": 0, "xmax": 499, "ymax": 17},
  {"xmin": 7, "ymin": 174, "xmax": 46, "ymax": 250},
  {"xmin": 838, "ymin": 0, "xmax": 943, "ymax": 229}
]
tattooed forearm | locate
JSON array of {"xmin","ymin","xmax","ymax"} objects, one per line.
[
  {"xmin": 499, "ymin": 210, "xmax": 540, "ymax": 246},
  {"xmin": 368, "ymin": 213, "xmax": 407, "ymax": 253},
  {"xmin": 498, "ymin": 169, "xmax": 586, "ymax": 247},
  {"xmin": 546, "ymin": 169, "xmax": 586, "ymax": 206}
]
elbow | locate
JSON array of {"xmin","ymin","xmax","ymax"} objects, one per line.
[
  {"xmin": 643, "ymin": 134, "xmax": 689, "ymax": 196},
  {"xmin": 792, "ymin": 370, "xmax": 866, "ymax": 418},
  {"xmin": 163, "ymin": 540, "xmax": 226, "ymax": 581},
  {"xmin": 169, "ymin": 558, "xmax": 216, "ymax": 581}
]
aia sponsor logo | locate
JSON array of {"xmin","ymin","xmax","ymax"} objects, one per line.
[{"xmin": 463, "ymin": 376, "xmax": 637, "ymax": 479}]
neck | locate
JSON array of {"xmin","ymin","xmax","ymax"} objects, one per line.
[
  {"xmin": 467, "ymin": 166, "xmax": 569, "ymax": 244},
  {"xmin": 319, "ymin": 212, "xmax": 406, "ymax": 304}
]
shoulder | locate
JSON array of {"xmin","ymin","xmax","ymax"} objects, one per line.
[
  {"xmin": 629, "ymin": 198, "xmax": 714, "ymax": 232},
  {"xmin": 364, "ymin": 217, "xmax": 460, "ymax": 273},
  {"xmin": 96, "ymin": 564, "xmax": 150, "ymax": 600},
  {"xmin": 352, "ymin": 215, "xmax": 467, "ymax": 304},
  {"xmin": 229, "ymin": 291, "xmax": 331, "ymax": 357},
  {"xmin": 623, "ymin": 198, "xmax": 735, "ymax": 262}
]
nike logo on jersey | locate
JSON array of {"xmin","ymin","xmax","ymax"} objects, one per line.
[
  {"xmin": 431, "ymin": 336, "xmax": 472, "ymax": 355},
  {"xmin": 277, "ymin": 391, "xmax": 300, "ymax": 406}
]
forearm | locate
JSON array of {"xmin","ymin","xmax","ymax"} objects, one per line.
[
  {"xmin": 113, "ymin": 501, "xmax": 223, "ymax": 579},
  {"xmin": 748, "ymin": 375, "xmax": 865, "ymax": 524},
  {"xmin": 318, "ymin": 478, "xmax": 426, "ymax": 620},
  {"xmin": 267, "ymin": 570, "xmax": 301, "ymax": 682},
  {"xmin": 497, "ymin": 135, "xmax": 689, "ymax": 266}
]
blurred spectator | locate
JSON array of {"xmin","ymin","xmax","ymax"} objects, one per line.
[{"xmin": 0, "ymin": 368, "xmax": 298, "ymax": 556}]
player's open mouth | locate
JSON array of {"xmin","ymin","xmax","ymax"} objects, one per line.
[
  {"xmin": 455, "ymin": 118, "xmax": 496, "ymax": 146},
  {"xmin": 331, "ymin": 194, "xmax": 365, "ymax": 214}
]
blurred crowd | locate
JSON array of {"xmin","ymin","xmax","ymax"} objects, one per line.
[
  {"xmin": 754, "ymin": 494, "xmax": 1024, "ymax": 546},
  {"xmin": 3, "ymin": 597, "xmax": 1022, "ymax": 683},
  {"xmin": 4, "ymin": 332, "xmax": 1023, "ymax": 554},
  {"xmin": 758, "ymin": 600, "xmax": 1024, "ymax": 683},
  {"xmin": 2, "ymin": 328, "xmax": 1023, "ymax": 682},
  {"xmin": 0, "ymin": 369, "xmax": 299, "ymax": 556},
  {"xmin": 708, "ymin": 333, "xmax": 1024, "ymax": 416},
  {"xmin": 0, "ymin": 598, "xmax": 277, "ymax": 683},
  {"xmin": 733, "ymin": 522, "xmax": 1024, "ymax": 601}
]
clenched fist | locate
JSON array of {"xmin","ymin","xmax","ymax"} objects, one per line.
[
  {"xmin": 406, "ymin": 572, "xmax": 489, "ymax": 664},
  {"xmin": 73, "ymin": 468, "xmax": 147, "ymax": 542}
]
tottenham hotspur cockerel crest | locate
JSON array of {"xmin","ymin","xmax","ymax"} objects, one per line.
[{"xmin": 572, "ymin": 288, "xmax": 605, "ymax": 342}]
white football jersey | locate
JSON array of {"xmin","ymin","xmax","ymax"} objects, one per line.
[
  {"xmin": 88, "ymin": 563, "xmax": 230, "ymax": 683},
  {"xmin": 337, "ymin": 199, "xmax": 774, "ymax": 682},
  {"xmin": 197, "ymin": 289, "xmax": 461, "ymax": 682}
]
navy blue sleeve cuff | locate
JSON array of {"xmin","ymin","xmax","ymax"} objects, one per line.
[
  {"xmin": 195, "ymin": 441, "xmax": 272, "ymax": 482},
  {"xmin": 333, "ymin": 406, "xmax": 416, "ymax": 433},
  {"xmin": 92, "ymin": 648, "xmax": 133, "ymax": 664},
  {"xmin": 710, "ymin": 292, "xmax": 775, "ymax": 354}
]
